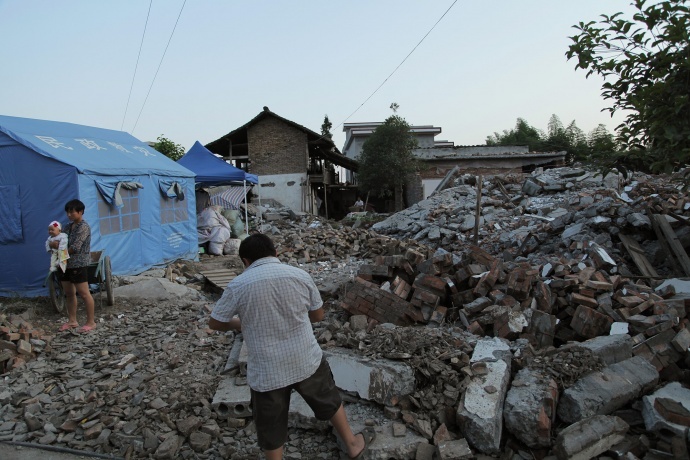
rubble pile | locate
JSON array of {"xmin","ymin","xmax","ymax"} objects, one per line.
[
  {"xmin": 0, "ymin": 314, "xmax": 48, "ymax": 373},
  {"xmin": 372, "ymin": 167, "xmax": 690, "ymax": 278},
  {"xmin": 2, "ymin": 166, "xmax": 690, "ymax": 459}
]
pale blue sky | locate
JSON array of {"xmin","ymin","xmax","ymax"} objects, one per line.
[{"xmin": 0, "ymin": 1, "xmax": 637, "ymax": 152}]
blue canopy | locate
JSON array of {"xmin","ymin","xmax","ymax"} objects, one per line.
[{"xmin": 178, "ymin": 141, "xmax": 258, "ymax": 186}]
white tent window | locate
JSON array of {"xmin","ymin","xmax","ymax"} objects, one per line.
[
  {"xmin": 160, "ymin": 194, "xmax": 188, "ymax": 225},
  {"xmin": 97, "ymin": 187, "xmax": 141, "ymax": 235},
  {"xmin": 159, "ymin": 179, "xmax": 188, "ymax": 224}
]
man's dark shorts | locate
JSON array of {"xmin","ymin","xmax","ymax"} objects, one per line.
[
  {"xmin": 251, "ymin": 357, "xmax": 342, "ymax": 451},
  {"xmin": 57, "ymin": 266, "xmax": 88, "ymax": 284}
]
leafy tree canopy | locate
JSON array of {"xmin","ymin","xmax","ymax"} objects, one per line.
[
  {"xmin": 566, "ymin": 0, "xmax": 690, "ymax": 172},
  {"xmin": 487, "ymin": 118, "xmax": 544, "ymax": 149},
  {"xmin": 486, "ymin": 115, "xmax": 618, "ymax": 163},
  {"xmin": 357, "ymin": 115, "xmax": 419, "ymax": 211},
  {"xmin": 321, "ymin": 115, "xmax": 333, "ymax": 140},
  {"xmin": 152, "ymin": 135, "xmax": 186, "ymax": 161}
]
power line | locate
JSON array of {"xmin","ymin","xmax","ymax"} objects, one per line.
[
  {"xmin": 131, "ymin": 0, "xmax": 187, "ymax": 133},
  {"xmin": 336, "ymin": 0, "xmax": 458, "ymax": 130},
  {"xmin": 121, "ymin": 0, "xmax": 152, "ymax": 131}
]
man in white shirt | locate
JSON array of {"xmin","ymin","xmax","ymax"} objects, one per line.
[{"xmin": 209, "ymin": 234, "xmax": 375, "ymax": 459}]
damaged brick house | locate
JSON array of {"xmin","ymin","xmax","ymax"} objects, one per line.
[
  {"xmin": 205, "ymin": 107, "xmax": 359, "ymax": 218},
  {"xmin": 342, "ymin": 122, "xmax": 567, "ymax": 205}
]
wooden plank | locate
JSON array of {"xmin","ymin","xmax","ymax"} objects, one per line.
[
  {"xmin": 618, "ymin": 234, "xmax": 659, "ymax": 278},
  {"xmin": 649, "ymin": 214, "xmax": 681, "ymax": 275},
  {"xmin": 651, "ymin": 214, "xmax": 690, "ymax": 276},
  {"xmin": 201, "ymin": 269, "xmax": 238, "ymax": 289}
]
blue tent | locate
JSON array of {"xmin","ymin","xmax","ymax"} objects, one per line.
[
  {"xmin": 0, "ymin": 115, "xmax": 199, "ymax": 297},
  {"xmin": 178, "ymin": 141, "xmax": 258, "ymax": 186}
]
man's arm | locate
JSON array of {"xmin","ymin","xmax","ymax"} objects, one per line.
[
  {"xmin": 308, "ymin": 307, "xmax": 324, "ymax": 323},
  {"xmin": 208, "ymin": 316, "xmax": 241, "ymax": 332}
]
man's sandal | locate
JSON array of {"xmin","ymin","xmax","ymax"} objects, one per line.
[{"xmin": 350, "ymin": 427, "xmax": 376, "ymax": 459}]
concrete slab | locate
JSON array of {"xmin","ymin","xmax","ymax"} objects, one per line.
[
  {"xmin": 557, "ymin": 356, "xmax": 658, "ymax": 424},
  {"xmin": 554, "ymin": 415, "xmax": 628, "ymax": 460},
  {"xmin": 456, "ymin": 337, "xmax": 511, "ymax": 454},
  {"xmin": 211, "ymin": 376, "xmax": 252, "ymax": 418},
  {"xmin": 641, "ymin": 381, "xmax": 690, "ymax": 436},
  {"xmin": 113, "ymin": 278, "xmax": 201, "ymax": 301},
  {"xmin": 656, "ymin": 278, "xmax": 690, "ymax": 294},
  {"xmin": 579, "ymin": 334, "xmax": 632, "ymax": 365},
  {"xmin": 324, "ymin": 348, "xmax": 415, "ymax": 406}
]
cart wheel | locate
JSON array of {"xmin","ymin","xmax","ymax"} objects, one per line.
[
  {"xmin": 48, "ymin": 273, "xmax": 65, "ymax": 314},
  {"xmin": 104, "ymin": 256, "xmax": 114, "ymax": 306}
]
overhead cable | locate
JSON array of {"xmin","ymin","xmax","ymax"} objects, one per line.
[
  {"xmin": 132, "ymin": 0, "xmax": 187, "ymax": 133},
  {"xmin": 336, "ymin": 0, "xmax": 458, "ymax": 130},
  {"xmin": 121, "ymin": 0, "xmax": 152, "ymax": 130}
]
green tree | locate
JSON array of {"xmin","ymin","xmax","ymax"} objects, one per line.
[
  {"xmin": 566, "ymin": 0, "xmax": 690, "ymax": 172},
  {"xmin": 152, "ymin": 135, "xmax": 186, "ymax": 161},
  {"xmin": 542, "ymin": 114, "xmax": 572, "ymax": 154},
  {"xmin": 321, "ymin": 115, "xmax": 333, "ymax": 140},
  {"xmin": 486, "ymin": 118, "xmax": 544, "ymax": 150},
  {"xmin": 588, "ymin": 124, "xmax": 618, "ymax": 156},
  {"xmin": 357, "ymin": 115, "xmax": 419, "ymax": 211},
  {"xmin": 565, "ymin": 120, "xmax": 590, "ymax": 161}
]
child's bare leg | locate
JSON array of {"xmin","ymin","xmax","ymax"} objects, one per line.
[
  {"xmin": 61, "ymin": 281, "xmax": 79, "ymax": 326},
  {"xmin": 74, "ymin": 282, "xmax": 96, "ymax": 328}
]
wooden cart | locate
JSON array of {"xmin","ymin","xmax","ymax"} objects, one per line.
[{"xmin": 47, "ymin": 250, "xmax": 114, "ymax": 313}]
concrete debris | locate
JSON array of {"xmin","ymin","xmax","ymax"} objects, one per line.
[
  {"xmin": 3, "ymin": 165, "xmax": 690, "ymax": 459},
  {"xmin": 556, "ymin": 356, "xmax": 659, "ymax": 424},
  {"xmin": 553, "ymin": 415, "xmax": 629, "ymax": 460}
]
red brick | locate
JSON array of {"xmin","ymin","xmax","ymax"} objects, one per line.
[
  {"xmin": 571, "ymin": 292, "xmax": 599, "ymax": 308},
  {"xmin": 570, "ymin": 305, "xmax": 613, "ymax": 338}
]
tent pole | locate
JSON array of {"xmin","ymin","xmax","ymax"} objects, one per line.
[
  {"xmin": 243, "ymin": 181, "xmax": 249, "ymax": 235},
  {"xmin": 324, "ymin": 185, "xmax": 329, "ymax": 220}
]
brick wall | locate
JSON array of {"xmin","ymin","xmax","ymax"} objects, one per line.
[
  {"xmin": 248, "ymin": 117, "xmax": 308, "ymax": 175},
  {"xmin": 340, "ymin": 277, "xmax": 414, "ymax": 326}
]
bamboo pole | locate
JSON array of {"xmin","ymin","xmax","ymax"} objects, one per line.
[
  {"xmin": 473, "ymin": 175, "xmax": 483, "ymax": 245},
  {"xmin": 324, "ymin": 185, "xmax": 329, "ymax": 220}
]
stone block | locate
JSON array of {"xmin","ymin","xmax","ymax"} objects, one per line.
[
  {"xmin": 554, "ymin": 415, "xmax": 629, "ymax": 460},
  {"xmin": 436, "ymin": 438, "xmax": 473, "ymax": 459},
  {"xmin": 579, "ymin": 334, "xmax": 632, "ymax": 365},
  {"xmin": 528, "ymin": 309, "xmax": 556, "ymax": 348},
  {"xmin": 557, "ymin": 356, "xmax": 658, "ymax": 424},
  {"xmin": 504, "ymin": 368, "xmax": 558, "ymax": 448},
  {"xmin": 349, "ymin": 315, "xmax": 368, "ymax": 332},
  {"xmin": 463, "ymin": 297, "xmax": 492, "ymax": 315}
]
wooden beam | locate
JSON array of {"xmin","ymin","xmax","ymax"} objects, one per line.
[
  {"xmin": 618, "ymin": 234, "xmax": 659, "ymax": 278},
  {"xmin": 651, "ymin": 214, "xmax": 690, "ymax": 276}
]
